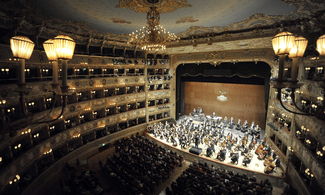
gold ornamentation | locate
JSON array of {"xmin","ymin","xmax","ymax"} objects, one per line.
[
  {"xmin": 116, "ymin": 0, "xmax": 191, "ymax": 13},
  {"xmin": 176, "ymin": 16, "xmax": 199, "ymax": 24},
  {"xmin": 111, "ymin": 18, "xmax": 132, "ymax": 24},
  {"xmin": 128, "ymin": 6, "xmax": 178, "ymax": 52}
]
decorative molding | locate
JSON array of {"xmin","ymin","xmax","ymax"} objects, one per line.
[
  {"xmin": 0, "ymin": 0, "xmax": 324, "ymax": 49},
  {"xmin": 116, "ymin": 0, "xmax": 191, "ymax": 13},
  {"xmin": 111, "ymin": 17, "xmax": 132, "ymax": 24},
  {"xmin": 0, "ymin": 119, "xmax": 147, "ymax": 187},
  {"xmin": 177, "ymin": 13, "xmax": 285, "ymax": 38},
  {"xmin": 172, "ymin": 48, "xmax": 276, "ymax": 68},
  {"xmin": 176, "ymin": 16, "xmax": 199, "ymax": 24},
  {"xmin": 166, "ymin": 36, "xmax": 273, "ymax": 54}
]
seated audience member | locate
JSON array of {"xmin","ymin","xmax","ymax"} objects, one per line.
[
  {"xmin": 103, "ymin": 135, "xmax": 183, "ymax": 194},
  {"xmin": 168, "ymin": 163, "xmax": 273, "ymax": 195}
]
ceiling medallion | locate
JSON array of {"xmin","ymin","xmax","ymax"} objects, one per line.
[
  {"xmin": 128, "ymin": 6, "xmax": 179, "ymax": 52},
  {"xmin": 116, "ymin": 0, "xmax": 191, "ymax": 13}
]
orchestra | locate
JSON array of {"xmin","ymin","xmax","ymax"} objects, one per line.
[{"xmin": 147, "ymin": 108, "xmax": 281, "ymax": 175}]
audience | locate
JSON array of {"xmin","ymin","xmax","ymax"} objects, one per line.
[
  {"xmin": 168, "ymin": 163, "xmax": 273, "ymax": 195},
  {"xmin": 102, "ymin": 135, "xmax": 183, "ymax": 195},
  {"xmin": 61, "ymin": 163, "xmax": 104, "ymax": 195}
]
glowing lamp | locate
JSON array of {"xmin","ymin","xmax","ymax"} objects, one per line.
[
  {"xmin": 43, "ymin": 39, "xmax": 57, "ymax": 61},
  {"xmin": 316, "ymin": 34, "xmax": 325, "ymax": 56},
  {"xmin": 10, "ymin": 36, "xmax": 35, "ymax": 59},
  {"xmin": 288, "ymin": 36, "xmax": 308, "ymax": 81},
  {"xmin": 53, "ymin": 35, "xmax": 75, "ymax": 60},
  {"xmin": 289, "ymin": 36, "xmax": 308, "ymax": 58},
  {"xmin": 272, "ymin": 32, "xmax": 295, "ymax": 55}
]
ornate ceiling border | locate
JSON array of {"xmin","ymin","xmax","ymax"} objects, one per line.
[
  {"xmin": 0, "ymin": 0, "xmax": 324, "ymax": 49},
  {"xmin": 177, "ymin": 0, "xmax": 325, "ymax": 39}
]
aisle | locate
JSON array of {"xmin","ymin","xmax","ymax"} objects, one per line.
[{"xmin": 156, "ymin": 161, "xmax": 191, "ymax": 195}]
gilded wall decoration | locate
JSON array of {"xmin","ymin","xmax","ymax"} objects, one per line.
[{"xmin": 172, "ymin": 48, "xmax": 276, "ymax": 68}]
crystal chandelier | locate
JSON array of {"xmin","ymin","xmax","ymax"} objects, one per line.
[{"xmin": 128, "ymin": 6, "xmax": 178, "ymax": 52}]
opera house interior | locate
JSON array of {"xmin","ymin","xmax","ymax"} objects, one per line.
[{"xmin": 0, "ymin": 0, "xmax": 325, "ymax": 194}]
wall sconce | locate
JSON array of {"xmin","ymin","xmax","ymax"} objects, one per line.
[
  {"xmin": 10, "ymin": 36, "xmax": 35, "ymax": 116},
  {"xmin": 14, "ymin": 143, "xmax": 21, "ymax": 150},
  {"xmin": 8, "ymin": 174, "xmax": 20, "ymax": 185},
  {"xmin": 7, "ymin": 35, "xmax": 76, "ymax": 127},
  {"xmin": 43, "ymin": 39, "xmax": 59, "ymax": 89},
  {"xmin": 271, "ymin": 32, "xmax": 325, "ymax": 119},
  {"xmin": 33, "ymin": 133, "xmax": 39, "ymax": 138},
  {"xmin": 33, "ymin": 35, "xmax": 76, "ymax": 124},
  {"xmin": 72, "ymin": 133, "xmax": 81, "ymax": 138},
  {"xmin": 53, "ymin": 35, "xmax": 76, "ymax": 94},
  {"xmin": 305, "ymin": 139, "xmax": 312, "ymax": 145},
  {"xmin": 43, "ymin": 148, "xmax": 52, "ymax": 155},
  {"xmin": 20, "ymin": 128, "xmax": 31, "ymax": 135},
  {"xmin": 316, "ymin": 150, "xmax": 323, "ymax": 157}
]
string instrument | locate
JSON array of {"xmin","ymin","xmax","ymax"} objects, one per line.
[
  {"xmin": 220, "ymin": 140, "xmax": 227, "ymax": 148},
  {"xmin": 241, "ymin": 136, "xmax": 248, "ymax": 146},
  {"xmin": 264, "ymin": 156, "xmax": 275, "ymax": 173},
  {"xmin": 248, "ymin": 141, "xmax": 256, "ymax": 150},
  {"xmin": 255, "ymin": 144, "xmax": 267, "ymax": 159}
]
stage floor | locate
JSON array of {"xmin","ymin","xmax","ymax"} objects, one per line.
[{"xmin": 147, "ymin": 132, "xmax": 284, "ymax": 177}]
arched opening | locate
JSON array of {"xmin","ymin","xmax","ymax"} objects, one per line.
[{"xmin": 176, "ymin": 62, "xmax": 271, "ymax": 128}]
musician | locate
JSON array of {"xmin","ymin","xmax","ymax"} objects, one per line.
[
  {"xmin": 264, "ymin": 156, "xmax": 275, "ymax": 173},
  {"xmin": 274, "ymin": 156, "xmax": 281, "ymax": 170},
  {"xmin": 229, "ymin": 117, "xmax": 235, "ymax": 129},
  {"xmin": 255, "ymin": 144, "xmax": 266, "ymax": 160},
  {"xmin": 236, "ymin": 119, "xmax": 242, "ymax": 131},
  {"xmin": 194, "ymin": 134, "xmax": 200, "ymax": 148},
  {"xmin": 206, "ymin": 147, "xmax": 213, "ymax": 157},
  {"xmin": 171, "ymin": 136, "xmax": 177, "ymax": 147},
  {"xmin": 242, "ymin": 153, "xmax": 252, "ymax": 166},
  {"xmin": 230, "ymin": 150, "xmax": 239, "ymax": 164},
  {"xmin": 149, "ymin": 111, "xmax": 276, "ymax": 175}
]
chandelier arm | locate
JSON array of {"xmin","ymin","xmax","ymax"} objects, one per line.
[
  {"xmin": 290, "ymin": 91, "xmax": 312, "ymax": 114},
  {"xmin": 277, "ymin": 89, "xmax": 311, "ymax": 115},
  {"xmin": 33, "ymin": 94, "xmax": 67, "ymax": 124},
  {"xmin": 30, "ymin": 91, "xmax": 58, "ymax": 122}
]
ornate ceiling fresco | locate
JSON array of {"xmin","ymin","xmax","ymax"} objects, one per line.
[
  {"xmin": 31, "ymin": 0, "xmax": 298, "ymax": 34},
  {"xmin": 0, "ymin": 0, "xmax": 324, "ymax": 49}
]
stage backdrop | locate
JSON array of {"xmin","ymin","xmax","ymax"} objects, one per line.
[{"xmin": 183, "ymin": 82, "xmax": 266, "ymax": 127}]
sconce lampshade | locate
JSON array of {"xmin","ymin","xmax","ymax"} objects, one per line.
[
  {"xmin": 10, "ymin": 36, "xmax": 35, "ymax": 59},
  {"xmin": 53, "ymin": 35, "xmax": 76, "ymax": 60},
  {"xmin": 316, "ymin": 34, "xmax": 325, "ymax": 56},
  {"xmin": 272, "ymin": 32, "xmax": 295, "ymax": 55},
  {"xmin": 43, "ymin": 39, "xmax": 57, "ymax": 61},
  {"xmin": 289, "ymin": 36, "xmax": 308, "ymax": 58}
]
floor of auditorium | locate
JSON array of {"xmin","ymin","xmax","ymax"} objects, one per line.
[
  {"xmin": 85, "ymin": 143, "xmax": 190, "ymax": 195},
  {"xmin": 79, "ymin": 135, "xmax": 286, "ymax": 195}
]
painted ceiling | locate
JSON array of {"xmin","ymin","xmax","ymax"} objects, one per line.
[{"xmin": 32, "ymin": 0, "xmax": 296, "ymax": 34}]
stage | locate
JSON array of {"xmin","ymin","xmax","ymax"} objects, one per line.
[
  {"xmin": 146, "ymin": 132, "xmax": 284, "ymax": 177},
  {"xmin": 147, "ymin": 114, "xmax": 284, "ymax": 177}
]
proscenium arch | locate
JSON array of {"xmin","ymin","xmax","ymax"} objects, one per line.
[
  {"xmin": 168, "ymin": 48, "xmax": 279, "ymax": 118},
  {"xmin": 174, "ymin": 61, "xmax": 271, "ymax": 125}
]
